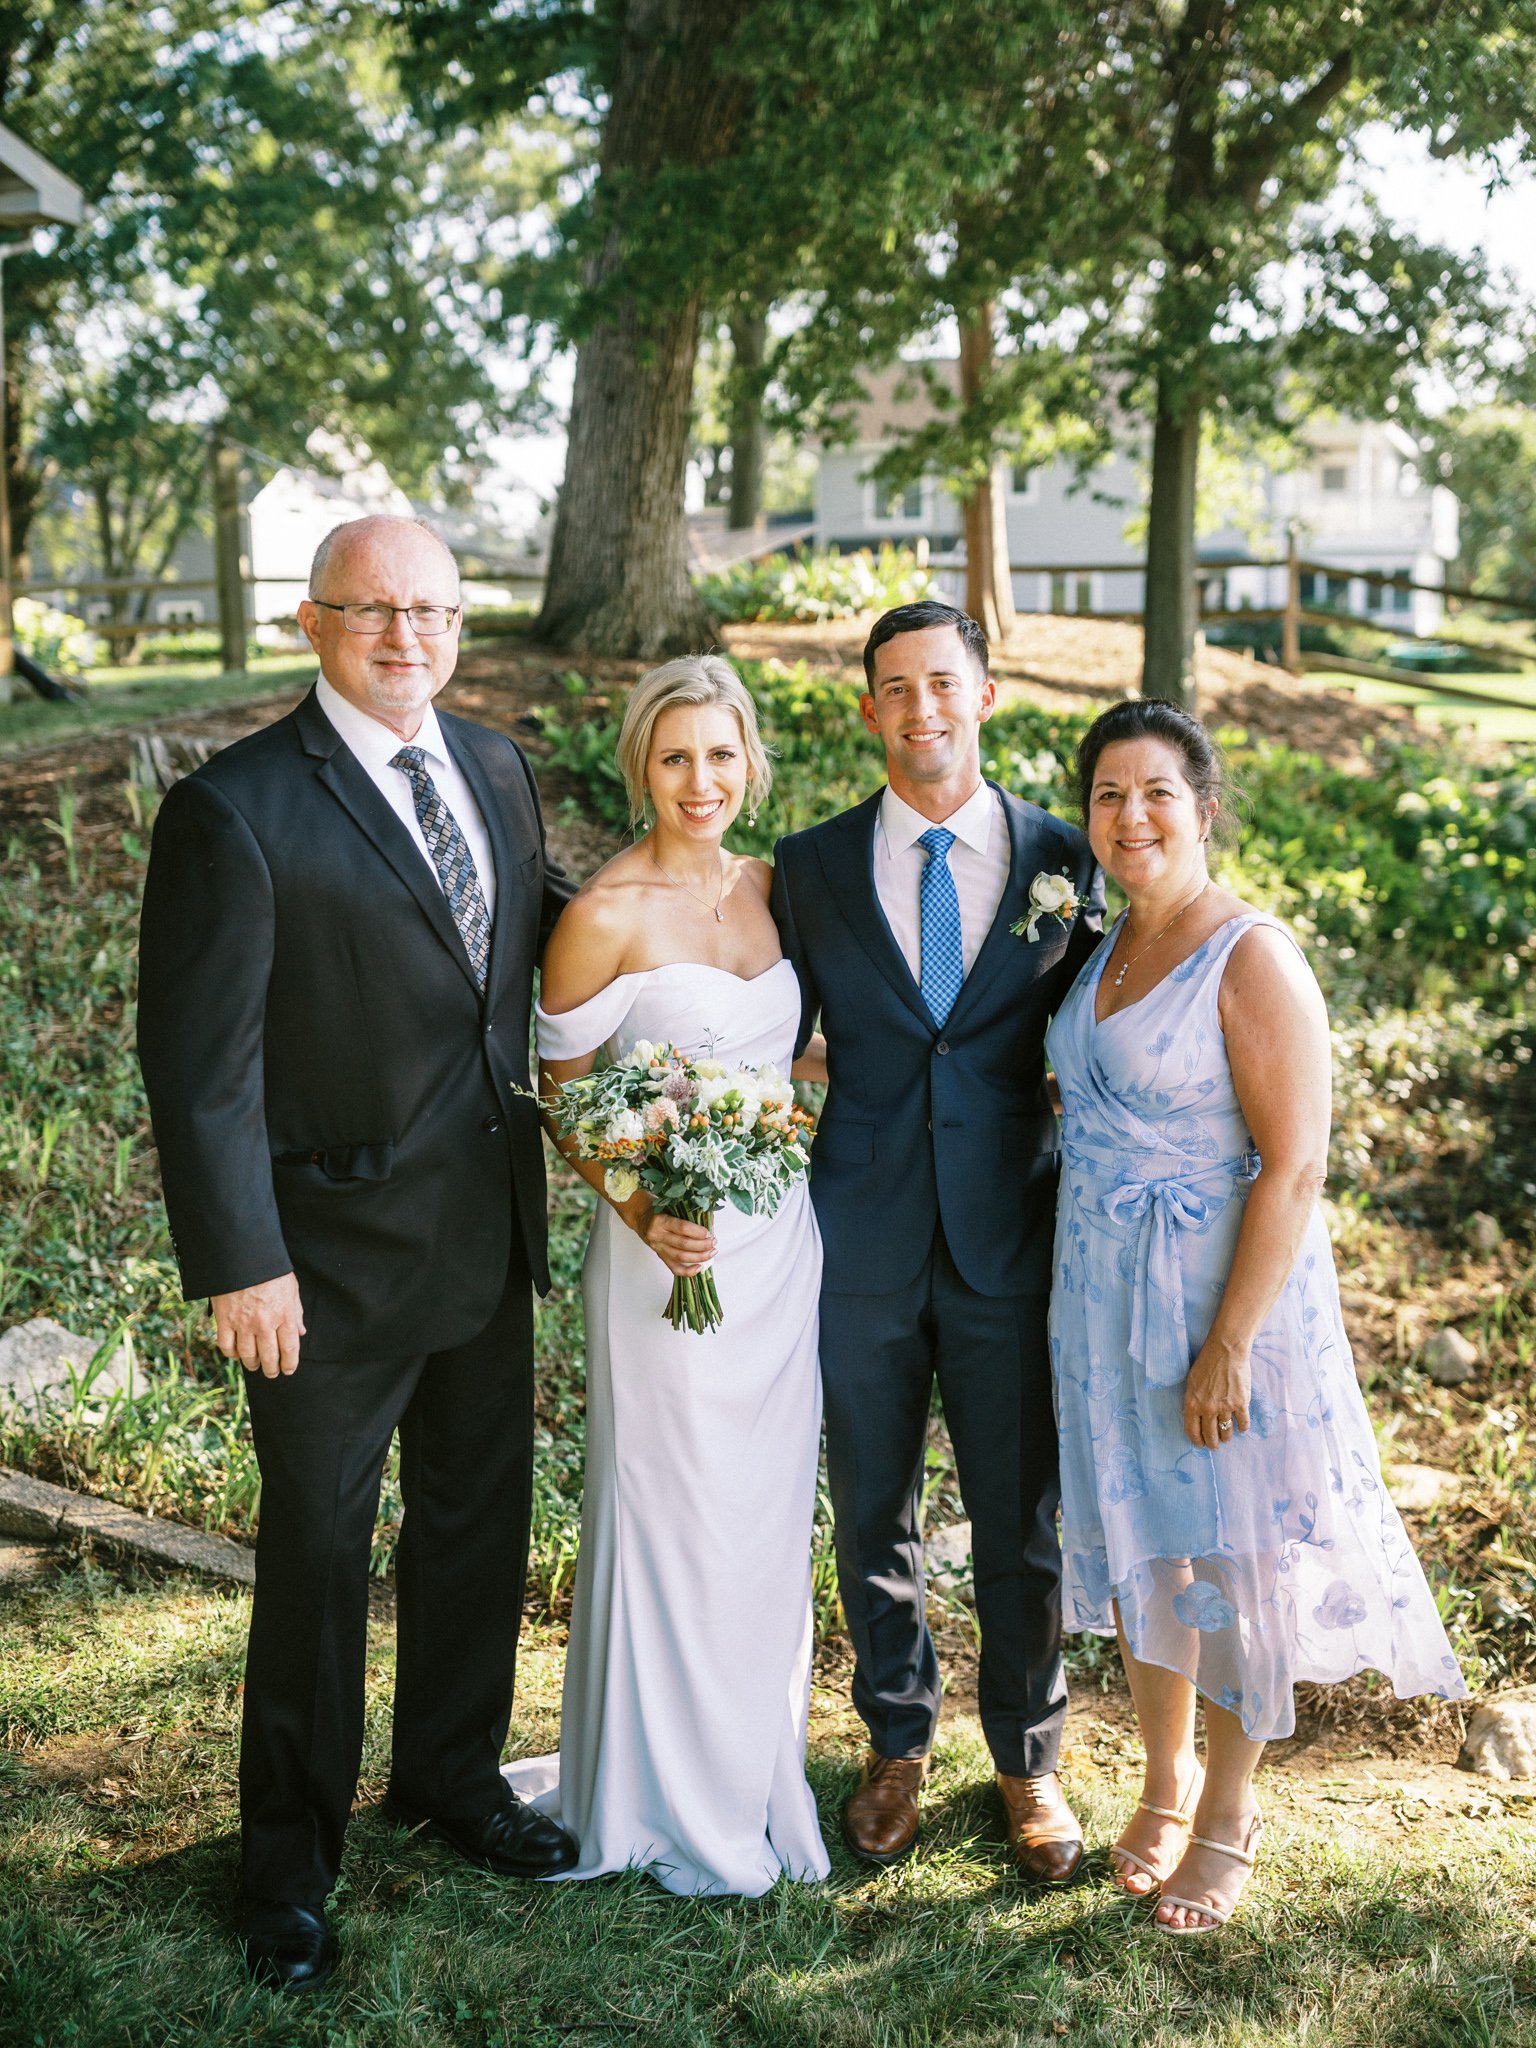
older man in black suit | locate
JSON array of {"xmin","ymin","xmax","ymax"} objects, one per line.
[
  {"xmin": 138, "ymin": 515, "xmax": 577, "ymax": 1992},
  {"xmin": 772, "ymin": 600, "xmax": 1104, "ymax": 1881}
]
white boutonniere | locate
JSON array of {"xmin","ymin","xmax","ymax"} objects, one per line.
[{"xmin": 1011, "ymin": 869, "xmax": 1081, "ymax": 942}]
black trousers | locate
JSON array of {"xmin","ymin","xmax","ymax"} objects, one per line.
[
  {"xmin": 239, "ymin": 1256, "xmax": 534, "ymax": 1905},
  {"xmin": 819, "ymin": 1224, "xmax": 1066, "ymax": 1779}
]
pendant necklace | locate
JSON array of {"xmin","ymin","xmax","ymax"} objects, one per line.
[
  {"xmin": 1111, "ymin": 881, "xmax": 1209, "ymax": 988},
  {"xmin": 650, "ymin": 847, "xmax": 726, "ymax": 922}
]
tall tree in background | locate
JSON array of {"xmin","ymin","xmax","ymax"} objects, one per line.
[
  {"xmin": 1125, "ymin": 0, "xmax": 1536, "ymax": 705},
  {"xmin": 0, "ymin": 1, "xmax": 224, "ymax": 563},
  {"xmin": 725, "ymin": 310, "xmax": 769, "ymax": 533},
  {"xmin": 1429, "ymin": 407, "xmax": 1536, "ymax": 606},
  {"xmin": 730, "ymin": 0, "xmax": 1146, "ymax": 644},
  {"xmin": 14, "ymin": 9, "xmax": 537, "ymax": 623},
  {"xmin": 405, "ymin": 0, "xmax": 761, "ymax": 656}
]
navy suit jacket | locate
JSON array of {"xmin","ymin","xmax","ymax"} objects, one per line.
[
  {"xmin": 137, "ymin": 684, "xmax": 573, "ymax": 1360},
  {"xmin": 771, "ymin": 783, "xmax": 1104, "ymax": 1299}
]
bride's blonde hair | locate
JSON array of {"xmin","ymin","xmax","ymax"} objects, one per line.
[{"xmin": 615, "ymin": 654, "xmax": 774, "ymax": 829}]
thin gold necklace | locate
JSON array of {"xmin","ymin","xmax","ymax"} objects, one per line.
[
  {"xmin": 1111, "ymin": 881, "xmax": 1209, "ymax": 988},
  {"xmin": 650, "ymin": 846, "xmax": 726, "ymax": 922}
]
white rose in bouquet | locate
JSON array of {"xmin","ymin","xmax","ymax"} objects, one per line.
[
  {"xmin": 754, "ymin": 1065, "xmax": 793, "ymax": 1111},
  {"xmin": 695, "ymin": 1071, "xmax": 735, "ymax": 1110},
  {"xmin": 604, "ymin": 1109, "xmax": 646, "ymax": 1145},
  {"xmin": 604, "ymin": 1164, "xmax": 640, "ymax": 1201}
]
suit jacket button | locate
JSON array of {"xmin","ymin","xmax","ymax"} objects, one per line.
[
  {"xmin": 935, "ymin": 1040, "xmax": 949, "ymax": 1055},
  {"xmin": 483, "ymin": 1114, "xmax": 503, "ymax": 1133}
]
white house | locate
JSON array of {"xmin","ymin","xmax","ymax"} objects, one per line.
[
  {"xmin": 244, "ymin": 461, "xmax": 414, "ymax": 626},
  {"xmin": 811, "ymin": 362, "xmax": 1458, "ymax": 633},
  {"xmin": 32, "ymin": 454, "xmax": 545, "ymax": 635}
]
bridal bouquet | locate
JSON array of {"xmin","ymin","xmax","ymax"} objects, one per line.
[{"xmin": 546, "ymin": 1041, "xmax": 815, "ymax": 1334}]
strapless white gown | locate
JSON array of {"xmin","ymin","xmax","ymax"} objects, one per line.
[{"xmin": 503, "ymin": 959, "xmax": 830, "ymax": 1895}]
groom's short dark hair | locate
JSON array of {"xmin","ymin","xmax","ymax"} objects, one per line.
[{"xmin": 862, "ymin": 601, "xmax": 990, "ymax": 687}]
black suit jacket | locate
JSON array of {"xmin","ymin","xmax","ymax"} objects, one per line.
[
  {"xmin": 771, "ymin": 784, "xmax": 1103, "ymax": 1299},
  {"xmin": 137, "ymin": 685, "xmax": 573, "ymax": 1361}
]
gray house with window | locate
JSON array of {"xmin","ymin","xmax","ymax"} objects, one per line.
[{"xmin": 811, "ymin": 362, "xmax": 1457, "ymax": 633}]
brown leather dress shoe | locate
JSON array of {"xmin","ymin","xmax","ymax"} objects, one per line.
[
  {"xmin": 842, "ymin": 1751, "xmax": 929, "ymax": 1867},
  {"xmin": 997, "ymin": 1771, "xmax": 1085, "ymax": 1885}
]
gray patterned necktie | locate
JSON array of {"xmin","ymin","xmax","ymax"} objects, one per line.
[{"xmin": 390, "ymin": 745, "xmax": 492, "ymax": 990}]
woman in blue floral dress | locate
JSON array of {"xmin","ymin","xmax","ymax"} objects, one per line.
[{"xmin": 1047, "ymin": 702, "xmax": 1464, "ymax": 1932}]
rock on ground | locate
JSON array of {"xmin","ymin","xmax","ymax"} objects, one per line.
[
  {"xmin": 0, "ymin": 1466, "xmax": 255, "ymax": 1585},
  {"xmin": 1459, "ymin": 1688, "xmax": 1536, "ymax": 1781},
  {"xmin": 1386, "ymin": 1464, "xmax": 1461, "ymax": 1513},
  {"xmin": 0, "ymin": 1318, "xmax": 134, "ymax": 1415},
  {"xmin": 926, "ymin": 1520, "xmax": 975, "ymax": 1603},
  {"xmin": 1418, "ymin": 1326, "xmax": 1479, "ymax": 1388},
  {"xmin": 1464, "ymin": 1212, "xmax": 1504, "ymax": 1256}
]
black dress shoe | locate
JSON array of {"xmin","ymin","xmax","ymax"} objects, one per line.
[
  {"xmin": 383, "ymin": 1792, "xmax": 580, "ymax": 1878},
  {"xmin": 237, "ymin": 1898, "xmax": 336, "ymax": 1993}
]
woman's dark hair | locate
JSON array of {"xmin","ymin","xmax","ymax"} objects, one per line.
[{"xmin": 1074, "ymin": 699, "xmax": 1242, "ymax": 844}]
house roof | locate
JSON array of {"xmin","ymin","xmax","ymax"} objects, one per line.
[
  {"xmin": 830, "ymin": 356, "xmax": 1424, "ymax": 468},
  {"xmin": 0, "ymin": 119, "xmax": 85, "ymax": 230},
  {"xmin": 819, "ymin": 358, "xmax": 962, "ymax": 446}
]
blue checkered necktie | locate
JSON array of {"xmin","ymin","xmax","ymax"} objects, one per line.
[
  {"xmin": 390, "ymin": 745, "xmax": 492, "ymax": 991},
  {"xmin": 917, "ymin": 826, "xmax": 964, "ymax": 1029}
]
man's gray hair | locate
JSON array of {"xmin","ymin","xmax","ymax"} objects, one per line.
[{"xmin": 307, "ymin": 514, "xmax": 461, "ymax": 598}]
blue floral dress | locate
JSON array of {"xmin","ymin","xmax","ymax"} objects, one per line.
[{"xmin": 1046, "ymin": 911, "xmax": 1466, "ymax": 1739}]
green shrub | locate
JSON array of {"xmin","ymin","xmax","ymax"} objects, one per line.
[
  {"xmin": 0, "ymin": 805, "xmax": 589, "ymax": 1592},
  {"xmin": 13, "ymin": 597, "xmax": 98, "ymax": 671},
  {"xmin": 545, "ymin": 659, "xmax": 1536, "ymax": 1013},
  {"xmin": 697, "ymin": 543, "xmax": 933, "ymax": 623}
]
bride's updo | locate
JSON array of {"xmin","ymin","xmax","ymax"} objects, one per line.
[{"xmin": 616, "ymin": 654, "xmax": 775, "ymax": 828}]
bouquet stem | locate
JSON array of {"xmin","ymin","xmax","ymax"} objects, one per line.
[{"xmin": 662, "ymin": 1205, "xmax": 723, "ymax": 1334}]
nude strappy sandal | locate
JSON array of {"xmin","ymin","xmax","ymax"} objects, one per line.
[
  {"xmin": 1156, "ymin": 1810, "xmax": 1264, "ymax": 1933},
  {"xmin": 1109, "ymin": 1769, "xmax": 1202, "ymax": 1898}
]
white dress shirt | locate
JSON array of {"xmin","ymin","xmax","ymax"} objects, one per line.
[
  {"xmin": 874, "ymin": 781, "xmax": 1009, "ymax": 983},
  {"xmin": 315, "ymin": 675, "xmax": 497, "ymax": 918}
]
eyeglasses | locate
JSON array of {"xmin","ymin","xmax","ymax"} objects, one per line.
[{"xmin": 311, "ymin": 600, "xmax": 461, "ymax": 636}]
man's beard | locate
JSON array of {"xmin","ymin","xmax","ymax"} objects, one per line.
[{"xmin": 364, "ymin": 663, "xmax": 434, "ymax": 712}]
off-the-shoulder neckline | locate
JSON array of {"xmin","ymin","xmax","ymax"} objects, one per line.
[{"xmin": 538, "ymin": 956, "xmax": 793, "ymax": 1020}]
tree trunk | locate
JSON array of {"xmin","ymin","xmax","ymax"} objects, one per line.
[
  {"xmin": 536, "ymin": 0, "xmax": 752, "ymax": 658},
  {"xmin": 726, "ymin": 312, "xmax": 767, "ymax": 533},
  {"xmin": 1141, "ymin": 386, "xmax": 1201, "ymax": 708},
  {"xmin": 210, "ymin": 430, "xmax": 247, "ymax": 674},
  {"xmin": 958, "ymin": 305, "xmax": 1016, "ymax": 645}
]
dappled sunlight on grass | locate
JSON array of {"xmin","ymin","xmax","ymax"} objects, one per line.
[{"xmin": 2, "ymin": 1569, "xmax": 1534, "ymax": 2046}]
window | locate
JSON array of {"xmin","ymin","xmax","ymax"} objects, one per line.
[
  {"xmin": 1009, "ymin": 463, "xmax": 1037, "ymax": 499},
  {"xmin": 871, "ymin": 478, "xmax": 924, "ymax": 522},
  {"xmin": 1321, "ymin": 464, "xmax": 1349, "ymax": 492},
  {"xmin": 1302, "ymin": 571, "xmax": 1351, "ymax": 609},
  {"xmin": 1048, "ymin": 573, "xmax": 1095, "ymax": 614},
  {"xmin": 1390, "ymin": 567, "xmax": 1413, "ymax": 614}
]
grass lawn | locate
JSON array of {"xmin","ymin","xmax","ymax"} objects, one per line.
[
  {"xmin": 2, "ymin": 1562, "xmax": 1534, "ymax": 2048},
  {"xmin": 4, "ymin": 648, "xmax": 1536, "ymax": 2046},
  {"xmin": 1309, "ymin": 670, "xmax": 1536, "ymax": 745},
  {"xmin": 0, "ymin": 655, "xmax": 315, "ymax": 754}
]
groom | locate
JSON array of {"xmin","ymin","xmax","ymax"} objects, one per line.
[
  {"xmin": 772, "ymin": 599, "xmax": 1103, "ymax": 1879},
  {"xmin": 137, "ymin": 515, "xmax": 578, "ymax": 1991}
]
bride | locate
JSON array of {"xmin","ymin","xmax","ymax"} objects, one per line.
[{"xmin": 502, "ymin": 654, "xmax": 831, "ymax": 1895}]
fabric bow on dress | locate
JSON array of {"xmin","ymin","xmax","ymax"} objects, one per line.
[{"xmin": 1101, "ymin": 1165, "xmax": 1250, "ymax": 1389}]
